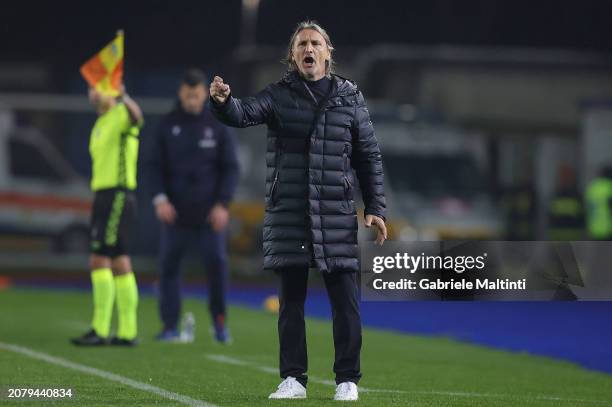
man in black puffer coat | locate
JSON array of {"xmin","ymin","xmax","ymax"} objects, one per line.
[{"xmin": 210, "ymin": 21, "xmax": 386, "ymax": 401}]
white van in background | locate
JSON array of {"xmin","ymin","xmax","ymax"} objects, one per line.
[{"xmin": 0, "ymin": 110, "xmax": 91, "ymax": 253}]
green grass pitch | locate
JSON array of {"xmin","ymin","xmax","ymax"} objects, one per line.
[{"xmin": 0, "ymin": 288, "xmax": 611, "ymax": 406}]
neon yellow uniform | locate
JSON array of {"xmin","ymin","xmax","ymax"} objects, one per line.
[
  {"xmin": 586, "ymin": 177, "xmax": 612, "ymax": 239},
  {"xmin": 89, "ymin": 102, "xmax": 140, "ymax": 191},
  {"xmin": 85, "ymin": 102, "xmax": 141, "ymax": 342}
]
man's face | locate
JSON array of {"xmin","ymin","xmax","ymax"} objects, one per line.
[
  {"xmin": 291, "ymin": 29, "xmax": 330, "ymax": 81},
  {"xmin": 179, "ymin": 83, "xmax": 208, "ymax": 114}
]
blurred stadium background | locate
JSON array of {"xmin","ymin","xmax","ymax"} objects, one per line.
[{"xmin": 1, "ymin": 1, "xmax": 612, "ymax": 405}]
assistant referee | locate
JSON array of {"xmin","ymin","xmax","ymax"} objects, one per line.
[{"xmin": 71, "ymin": 85, "xmax": 143, "ymax": 346}]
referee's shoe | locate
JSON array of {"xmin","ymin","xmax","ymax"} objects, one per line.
[
  {"xmin": 109, "ymin": 336, "xmax": 139, "ymax": 346},
  {"xmin": 70, "ymin": 329, "xmax": 107, "ymax": 346}
]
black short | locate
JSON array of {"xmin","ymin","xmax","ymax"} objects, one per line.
[{"xmin": 90, "ymin": 188, "xmax": 137, "ymax": 258}]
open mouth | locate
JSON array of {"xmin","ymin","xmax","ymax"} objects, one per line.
[{"xmin": 303, "ymin": 56, "xmax": 315, "ymax": 65}]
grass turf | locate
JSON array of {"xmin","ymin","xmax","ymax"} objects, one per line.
[{"xmin": 0, "ymin": 288, "xmax": 611, "ymax": 406}]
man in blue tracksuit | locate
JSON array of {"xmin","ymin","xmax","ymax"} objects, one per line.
[{"xmin": 147, "ymin": 69, "xmax": 239, "ymax": 343}]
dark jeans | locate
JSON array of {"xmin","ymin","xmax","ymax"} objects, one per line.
[
  {"xmin": 277, "ymin": 267, "xmax": 362, "ymax": 387},
  {"xmin": 159, "ymin": 223, "xmax": 228, "ymax": 331}
]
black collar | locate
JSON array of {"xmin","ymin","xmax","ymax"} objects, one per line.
[{"xmin": 281, "ymin": 71, "xmax": 358, "ymax": 99}]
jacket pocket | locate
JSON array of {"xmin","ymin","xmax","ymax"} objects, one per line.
[
  {"xmin": 342, "ymin": 145, "xmax": 353, "ymax": 201},
  {"xmin": 267, "ymin": 142, "xmax": 284, "ymax": 209},
  {"xmin": 268, "ymin": 170, "xmax": 279, "ymax": 207}
]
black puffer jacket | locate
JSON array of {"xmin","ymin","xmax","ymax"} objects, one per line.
[{"xmin": 211, "ymin": 71, "xmax": 385, "ymax": 272}]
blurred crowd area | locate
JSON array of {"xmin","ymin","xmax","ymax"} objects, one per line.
[{"xmin": 2, "ymin": 37, "xmax": 612, "ymax": 276}]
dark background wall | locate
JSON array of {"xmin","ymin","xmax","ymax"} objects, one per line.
[{"xmin": 2, "ymin": 0, "xmax": 611, "ymax": 75}]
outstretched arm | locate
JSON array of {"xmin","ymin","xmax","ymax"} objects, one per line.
[{"xmin": 209, "ymin": 76, "xmax": 274, "ymax": 128}]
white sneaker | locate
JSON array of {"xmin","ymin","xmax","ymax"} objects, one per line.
[
  {"xmin": 334, "ymin": 382, "xmax": 358, "ymax": 401},
  {"xmin": 268, "ymin": 376, "xmax": 307, "ymax": 399}
]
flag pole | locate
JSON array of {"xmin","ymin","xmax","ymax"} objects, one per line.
[{"xmin": 117, "ymin": 30, "xmax": 124, "ymax": 95}]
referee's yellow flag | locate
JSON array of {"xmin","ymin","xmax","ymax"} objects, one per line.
[{"xmin": 80, "ymin": 31, "xmax": 124, "ymax": 97}]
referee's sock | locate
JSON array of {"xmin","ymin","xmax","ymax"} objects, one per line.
[
  {"xmin": 115, "ymin": 272, "xmax": 139, "ymax": 340},
  {"xmin": 90, "ymin": 268, "xmax": 115, "ymax": 338}
]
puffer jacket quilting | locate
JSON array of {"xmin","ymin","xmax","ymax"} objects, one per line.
[{"xmin": 211, "ymin": 71, "xmax": 385, "ymax": 272}]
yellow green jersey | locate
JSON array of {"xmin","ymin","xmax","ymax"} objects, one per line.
[
  {"xmin": 586, "ymin": 177, "xmax": 612, "ymax": 239},
  {"xmin": 89, "ymin": 102, "xmax": 141, "ymax": 191}
]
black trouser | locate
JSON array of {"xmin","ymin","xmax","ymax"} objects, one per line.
[{"xmin": 277, "ymin": 267, "xmax": 362, "ymax": 387}]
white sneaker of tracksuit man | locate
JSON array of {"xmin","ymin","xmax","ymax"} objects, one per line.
[{"xmin": 268, "ymin": 376, "xmax": 358, "ymax": 401}]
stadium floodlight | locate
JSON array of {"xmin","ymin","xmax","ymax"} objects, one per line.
[{"xmin": 240, "ymin": 0, "xmax": 260, "ymax": 49}]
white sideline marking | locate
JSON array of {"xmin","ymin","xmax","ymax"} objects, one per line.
[
  {"xmin": 206, "ymin": 353, "xmax": 609, "ymax": 404},
  {"xmin": 0, "ymin": 342, "xmax": 216, "ymax": 407}
]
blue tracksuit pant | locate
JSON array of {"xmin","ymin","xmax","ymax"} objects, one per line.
[{"xmin": 158, "ymin": 223, "xmax": 228, "ymax": 331}]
